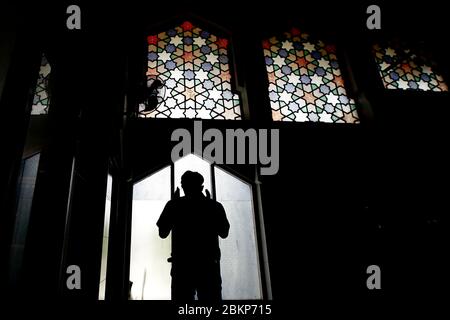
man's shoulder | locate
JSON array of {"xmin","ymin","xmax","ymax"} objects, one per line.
[
  {"xmin": 198, "ymin": 196, "xmax": 221, "ymax": 205},
  {"xmin": 166, "ymin": 197, "xmax": 198, "ymax": 205},
  {"xmin": 166, "ymin": 198, "xmax": 183, "ymax": 206},
  {"xmin": 206, "ymin": 198, "xmax": 225, "ymax": 210},
  {"xmin": 169, "ymin": 196, "xmax": 223, "ymax": 208}
]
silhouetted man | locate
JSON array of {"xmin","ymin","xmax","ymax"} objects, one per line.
[{"xmin": 157, "ymin": 171, "xmax": 230, "ymax": 301}]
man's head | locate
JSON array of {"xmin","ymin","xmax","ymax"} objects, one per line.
[{"xmin": 181, "ymin": 171, "xmax": 204, "ymax": 197}]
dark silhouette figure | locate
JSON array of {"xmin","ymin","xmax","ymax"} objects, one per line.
[
  {"xmin": 139, "ymin": 77, "xmax": 164, "ymax": 112},
  {"xmin": 144, "ymin": 79, "xmax": 163, "ymax": 110},
  {"xmin": 157, "ymin": 171, "xmax": 230, "ymax": 301}
]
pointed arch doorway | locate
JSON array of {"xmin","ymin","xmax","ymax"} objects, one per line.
[{"xmin": 129, "ymin": 154, "xmax": 264, "ymax": 300}]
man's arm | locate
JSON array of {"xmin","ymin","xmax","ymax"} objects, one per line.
[
  {"xmin": 157, "ymin": 201, "xmax": 174, "ymax": 239},
  {"xmin": 216, "ymin": 202, "xmax": 230, "ymax": 238}
]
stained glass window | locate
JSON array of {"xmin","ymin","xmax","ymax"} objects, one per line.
[
  {"xmin": 31, "ymin": 54, "xmax": 51, "ymax": 115},
  {"xmin": 373, "ymin": 43, "xmax": 448, "ymax": 92},
  {"xmin": 140, "ymin": 21, "xmax": 241, "ymax": 120},
  {"xmin": 263, "ymin": 28, "xmax": 359, "ymax": 123}
]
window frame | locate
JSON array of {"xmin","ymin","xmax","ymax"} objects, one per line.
[
  {"xmin": 259, "ymin": 25, "xmax": 364, "ymax": 126},
  {"xmin": 127, "ymin": 15, "xmax": 249, "ymax": 121},
  {"xmin": 114, "ymin": 157, "xmax": 272, "ymax": 300}
]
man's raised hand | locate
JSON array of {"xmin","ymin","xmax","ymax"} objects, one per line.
[{"xmin": 174, "ymin": 187, "xmax": 180, "ymax": 199}]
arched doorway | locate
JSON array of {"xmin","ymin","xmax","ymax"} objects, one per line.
[{"xmin": 129, "ymin": 154, "xmax": 263, "ymax": 299}]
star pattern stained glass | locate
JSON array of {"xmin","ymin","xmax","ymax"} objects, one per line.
[
  {"xmin": 140, "ymin": 21, "xmax": 241, "ymax": 120},
  {"xmin": 263, "ymin": 28, "xmax": 359, "ymax": 123},
  {"xmin": 373, "ymin": 43, "xmax": 448, "ymax": 91},
  {"xmin": 31, "ymin": 54, "xmax": 51, "ymax": 115}
]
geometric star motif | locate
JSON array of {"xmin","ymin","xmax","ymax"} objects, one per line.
[
  {"xmin": 171, "ymin": 36, "xmax": 183, "ymax": 46},
  {"xmin": 182, "ymin": 52, "xmax": 194, "ymax": 62},
  {"xmin": 281, "ymin": 40, "xmax": 294, "ymax": 51},
  {"xmin": 287, "ymin": 73, "xmax": 300, "ymax": 85},
  {"xmin": 209, "ymin": 88, "xmax": 222, "ymax": 101},
  {"xmin": 279, "ymin": 91, "xmax": 292, "ymax": 104},
  {"xmin": 303, "ymin": 42, "xmax": 315, "ymax": 52},
  {"xmin": 385, "ymin": 47, "xmax": 396, "ymax": 57},
  {"xmin": 273, "ymin": 56, "xmax": 286, "ymax": 67},
  {"xmin": 319, "ymin": 112, "xmax": 332, "ymax": 123},
  {"xmin": 206, "ymin": 53, "xmax": 219, "ymax": 64},
  {"xmin": 141, "ymin": 21, "xmax": 242, "ymax": 119},
  {"xmin": 183, "ymin": 88, "xmax": 197, "ymax": 101},
  {"xmin": 31, "ymin": 54, "xmax": 52, "ymax": 115},
  {"xmin": 264, "ymin": 30, "xmax": 360, "ymax": 123},
  {"xmin": 326, "ymin": 93, "xmax": 339, "ymax": 106},
  {"xmin": 219, "ymin": 72, "xmax": 231, "ymax": 83},
  {"xmin": 373, "ymin": 41, "xmax": 447, "ymax": 93},
  {"xmin": 303, "ymin": 92, "xmax": 316, "ymax": 105},
  {"xmin": 318, "ymin": 58, "xmax": 330, "ymax": 69}
]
